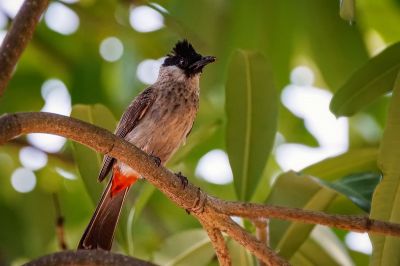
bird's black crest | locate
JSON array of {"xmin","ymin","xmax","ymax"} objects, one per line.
[
  {"xmin": 171, "ymin": 40, "xmax": 199, "ymax": 59},
  {"xmin": 163, "ymin": 40, "xmax": 202, "ymax": 70}
]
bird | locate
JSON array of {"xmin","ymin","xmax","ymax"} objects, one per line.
[{"xmin": 78, "ymin": 40, "xmax": 216, "ymax": 250}]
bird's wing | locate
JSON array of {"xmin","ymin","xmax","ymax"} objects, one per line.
[{"xmin": 98, "ymin": 87, "xmax": 156, "ymax": 181}]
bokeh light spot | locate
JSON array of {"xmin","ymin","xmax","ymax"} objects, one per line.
[
  {"xmin": 44, "ymin": 2, "xmax": 79, "ymax": 35},
  {"xmin": 11, "ymin": 168, "xmax": 36, "ymax": 193},
  {"xmin": 136, "ymin": 58, "xmax": 163, "ymax": 84},
  {"xmin": 19, "ymin": 146, "xmax": 48, "ymax": 171},
  {"xmin": 345, "ymin": 232, "xmax": 372, "ymax": 254},
  {"xmin": 195, "ymin": 149, "xmax": 233, "ymax": 185},
  {"xmin": 290, "ymin": 66, "xmax": 314, "ymax": 86},
  {"xmin": 99, "ymin": 37, "xmax": 124, "ymax": 62},
  {"xmin": 27, "ymin": 79, "xmax": 71, "ymax": 153},
  {"xmin": 129, "ymin": 6, "xmax": 164, "ymax": 32},
  {"xmin": 0, "ymin": 0, "xmax": 24, "ymax": 18}
]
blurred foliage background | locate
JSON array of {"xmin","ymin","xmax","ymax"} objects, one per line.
[{"xmin": 1, "ymin": 0, "xmax": 400, "ymax": 265}]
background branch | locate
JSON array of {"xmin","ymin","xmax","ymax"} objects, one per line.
[
  {"xmin": 0, "ymin": 0, "xmax": 49, "ymax": 96},
  {"xmin": 2, "ymin": 112, "xmax": 400, "ymax": 265}
]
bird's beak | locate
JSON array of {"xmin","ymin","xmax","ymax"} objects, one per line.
[{"xmin": 190, "ymin": 56, "xmax": 216, "ymax": 71}]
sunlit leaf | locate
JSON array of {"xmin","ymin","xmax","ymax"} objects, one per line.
[
  {"xmin": 226, "ymin": 50, "xmax": 278, "ymax": 201},
  {"xmin": 291, "ymin": 226, "xmax": 353, "ymax": 266},
  {"xmin": 153, "ymin": 229, "xmax": 214, "ymax": 266},
  {"xmin": 370, "ymin": 72, "xmax": 400, "ymax": 265},
  {"xmin": 321, "ymin": 172, "xmax": 381, "ymax": 212},
  {"xmin": 267, "ymin": 172, "xmax": 338, "ymax": 259},
  {"xmin": 303, "ymin": 148, "xmax": 378, "ymax": 181},
  {"xmin": 70, "ymin": 104, "xmax": 117, "ymax": 204},
  {"xmin": 339, "ymin": 0, "xmax": 356, "ymax": 23},
  {"xmin": 228, "ymin": 238, "xmax": 254, "ymax": 266},
  {"xmin": 330, "ymin": 42, "xmax": 400, "ymax": 116}
]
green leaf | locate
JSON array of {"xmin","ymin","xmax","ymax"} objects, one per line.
[
  {"xmin": 303, "ymin": 148, "xmax": 378, "ymax": 181},
  {"xmin": 70, "ymin": 104, "xmax": 117, "ymax": 204},
  {"xmin": 370, "ymin": 72, "xmax": 400, "ymax": 265},
  {"xmin": 330, "ymin": 42, "xmax": 400, "ymax": 117},
  {"xmin": 226, "ymin": 50, "xmax": 278, "ymax": 201},
  {"xmin": 301, "ymin": 0, "xmax": 368, "ymax": 90},
  {"xmin": 339, "ymin": 0, "xmax": 356, "ymax": 22},
  {"xmin": 153, "ymin": 229, "xmax": 214, "ymax": 266},
  {"xmin": 228, "ymin": 238, "xmax": 254, "ymax": 266},
  {"xmin": 267, "ymin": 172, "xmax": 338, "ymax": 259},
  {"xmin": 291, "ymin": 226, "xmax": 354, "ymax": 266},
  {"xmin": 321, "ymin": 172, "xmax": 381, "ymax": 212}
]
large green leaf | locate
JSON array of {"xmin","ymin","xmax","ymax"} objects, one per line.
[
  {"xmin": 226, "ymin": 50, "xmax": 278, "ymax": 201},
  {"xmin": 300, "ymin": 0, "xmax": 368, "ymax": 90},
  {"xmin": 321, "ymin": 172, "xmax": 381, "ymax": 212},
  {"xmin": 330, "ymin": 42, "xmax": 400, "ymax": 117},
  {"xmin": 267, "ymin": 172, "xmax": 338, "ymax": 259},
  {"xmin": 70, "ymin": 104, "xmax": 117, "ymax": 204},
  {"xmin": 303, "ymin": 148, "xmax": 378, "ymax": 181},
  {"xmin": 370, "ymin": 72, "xmax": 400, "ymax": 265},
  {"xmin": 153, "ymin": 229, "xmax": 214, "ymax": 266},
  {"xmin": 291, "ymin": 226, "xmax": 353, "ymax": 266},
  {"xmin": 268, "ymin": 149, "xmax": 379, "ymax": 259}
]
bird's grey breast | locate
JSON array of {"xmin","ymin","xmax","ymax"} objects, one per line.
[{"xmin": 126, "ymin": 82, "xmax": 199, "ymax": 163}]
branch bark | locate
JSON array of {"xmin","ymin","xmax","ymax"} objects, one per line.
[
  {"xmin": 2, "ymin": 112, "xmax": 400, "ymax": 265},
  {"xmin": 25, "ymin": 250, "xmax": 156, "ymax": 266},
  {"xmin": 0, "ymin": 0, "xmax": 49, "ymax": 96},
  {"xmin": 203, "ymin": 225, "xmax": 231, "ymax": 266}
]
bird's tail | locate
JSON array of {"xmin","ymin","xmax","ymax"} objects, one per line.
[{"xmin": 78, "ymin": 171, "xmax": 135, "ymax": 250}]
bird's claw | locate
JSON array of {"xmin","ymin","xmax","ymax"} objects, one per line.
[
  {"xmin": 175, "ymin": 171, "xmax": 188, "ymax": 189},
  {"xmin": 150, "ymin": 155, "xmax": 161, "ymax": 167}
]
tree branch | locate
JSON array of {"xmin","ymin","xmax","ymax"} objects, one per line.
[
  {"xmin": 25, "ymin": 250, "xmax": 156, "ymax": 266},
  {"xmin": 211, "ymin": 200, "xmax": 400, "ymax": 237},
  {"xmin": 203, "ymin": 225, "xmax": 231, "ymax": 266},
  {"xmin": 0, "ymin": 0, "xmax": 49, "ymax": 96},
  {"xmin": 2, "ymin": 112, "xmax": 400, "ymax": 265}
]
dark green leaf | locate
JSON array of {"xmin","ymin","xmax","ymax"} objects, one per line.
[
  {"xmin": 226, "ymin": 50, "xmax": 278, "ymax": 201},
  {"xmin": 321, "ymin": 172, "xmax": 381, "ymax": 212},
  {"xmin": 331, "ymin": 42, "xmax": 400, "ymax": 116}
]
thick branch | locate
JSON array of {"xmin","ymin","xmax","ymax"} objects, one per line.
[
  {"xmin": 0, "ymin": 0, "xmax": 49, "ymax": 96},
  {"xmin": 25, "ymin": 250, "xmax": 155, "ymax": 266},
  {"xmin": 3, "ymin": 112, "xmax": 400, "ymax": 264}
]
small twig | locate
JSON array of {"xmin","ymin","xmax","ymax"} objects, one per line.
[
  {"xmin": 203, "ymin": 224, "xmax": 231, "ymax": 266},
  {"xmin": 52, "ymin": 193, "xmax": 68, "ymax": 250},
  {"xmin": 254, "ymin": 218, "xmax": 269, "ymax": 266},
  {"xmin": 211, "ymin": 200, "xmax": 400, "ymax": 237},
  {"xmin": 216, "ymin": 215, "xmax": 290, "ymax": 266},
  {"xmin": 0, "ymin": 0, "xmax": 49, "ymax": 96}
]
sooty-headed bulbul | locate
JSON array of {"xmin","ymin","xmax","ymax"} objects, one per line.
[{"xmin": 78, "ymin": 40, "xmax": 215, "ymax": 250}]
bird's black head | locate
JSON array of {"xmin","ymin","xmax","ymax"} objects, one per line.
[{"xmin": 163, "ymin": 40, "xmax": 216, "ymax": 76}]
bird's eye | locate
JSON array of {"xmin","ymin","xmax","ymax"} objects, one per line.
[{"xmin": 179, "ymin": 58, "xmax": 186, "ymax": 67}]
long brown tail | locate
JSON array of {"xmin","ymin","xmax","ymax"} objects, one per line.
[{"xmin": 78, "ymin": 179, "xmax": 129, "ymax": 250}]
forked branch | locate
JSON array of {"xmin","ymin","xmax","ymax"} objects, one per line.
[{"xmin": 2, "ymin": 112, "xmax": 400, "ymax": 265}]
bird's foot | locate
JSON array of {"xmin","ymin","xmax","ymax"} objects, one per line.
[
  {"xmin": 175, "ymin": 171, "xmax": 188, "ymax": 189},
  {"xmin": 150, "ymin": 155, "xmax": 161, "ymax": 167},
  {"xmin": 187, "ymin": 187, "xmax": 206, "ymax": 215}
]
